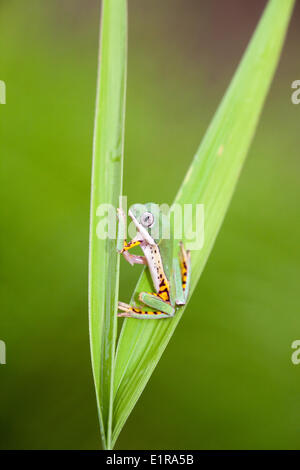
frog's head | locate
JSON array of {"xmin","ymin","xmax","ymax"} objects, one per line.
[{"xmin": 129, "ymin": 203, "xmax": 169, "ymax": 244}]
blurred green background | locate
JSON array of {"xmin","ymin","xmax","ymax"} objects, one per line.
[{"xmin": 1, "ymin": 0, "xmax": 300, "ymax": 449}]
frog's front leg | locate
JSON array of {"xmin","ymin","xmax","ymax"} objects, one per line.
[{"xmin": 116, "ymin": 208, "xmax": 146, "ymax": 265}]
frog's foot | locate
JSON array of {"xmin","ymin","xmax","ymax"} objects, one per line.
[
  {"xmin": 117, "ymin": 302, "xmax": 135, "ymax": 317},
  {"xmin": 117, "ymin": 301, "xmax": 171, "ymax": 319},
  {"xmin": 122, "ymin": 251, "xmax": 147, "ymax": 266},
  {"xmin": 179, "ymin": 242, "xmax": 191, "ymax": 301}
]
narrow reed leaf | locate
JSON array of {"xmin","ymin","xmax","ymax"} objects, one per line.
[
  {"xmin": 112, "ymin": 0, "xmax": 295, "ymax": 447},
  {"xmin": 89, "ymin": 0, "xmax": 127, "ymax": 449}
]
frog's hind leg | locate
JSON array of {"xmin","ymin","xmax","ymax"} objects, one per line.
[
  {"xmin": 173, "ymin": 257, "xmax": 185, "ymax": 306},
  {"xmin": 138, "ymin": 272, "xmax": 175, "ymax": 316},
  {"xmin": 179, "ymin": 241, "xmax": 191, "ymax": 301},
  {"xmin": 118, "ymin": 301, "xmax": 171, "ymax": 319},
  {"xmin": 138, "ymin": 292, "xmax": 175, "ymax": 316}
]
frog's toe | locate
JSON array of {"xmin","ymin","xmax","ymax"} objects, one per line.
[
  {"xmin": 117, "ymin": 311, "xmax": 132, "ymax": 317},
  {"xmin": 117, "ymin": 302, "xmax": 133, "ymax": 317},
  {"xmin": 118, "ymin": 301, "xmax": 131, "ymax": 311}
]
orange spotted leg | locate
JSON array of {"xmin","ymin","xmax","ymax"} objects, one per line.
[
  {"xmin": 138, "ymin": 292, "xmax": 175, "ymax": 315},
  {"xmin": 118, "ymin": 302, "xmax": 172, "ymax": 319},
  {"xmin": 179, "ymin": 242, "xmax": 191, "ymax": 301},
  {"xmin": 117, "ymin": 208, "xmax": 146, "ymax": 265},
  {"xmin": 118, "ymin": 284, "xmax": 174, "ymax": 318}
]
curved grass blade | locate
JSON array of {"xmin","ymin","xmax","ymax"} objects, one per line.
[
  {"xmin": 112, "ymin": 0, "xmax": 295, "ymax": 447},
  {"xmin": 89, "ymin": 0, "xmax": 127, "ymax": 449}
]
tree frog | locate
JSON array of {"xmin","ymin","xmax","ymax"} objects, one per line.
[{"xmin": 116, "ymin": 203, "xmax": 191, "ymax": 319}]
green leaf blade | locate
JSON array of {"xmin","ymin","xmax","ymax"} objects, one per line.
[
  {"xmin": 89, "ymin": 0, "xmax": 127, "ymax": 449},
  {"xmin": 112, "ymin": 0, "xmax": 295, "ymax": 448}
]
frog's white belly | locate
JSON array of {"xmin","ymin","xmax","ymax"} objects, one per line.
[{"xmin": 141, "ymin": 243, "xmax": 167, "ymax": 293}]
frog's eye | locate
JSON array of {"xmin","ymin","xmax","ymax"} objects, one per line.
[{"xmin": 141, "ymin": 211, "xmax": 154, "ymax": 228}]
